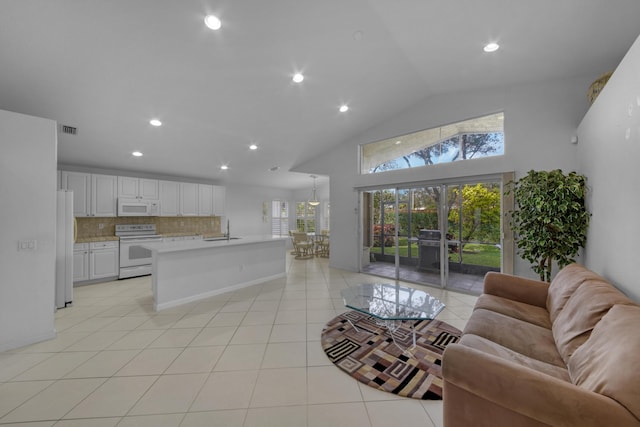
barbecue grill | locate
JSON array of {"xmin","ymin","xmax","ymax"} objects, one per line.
[{"xmin": 417, "ymin": 229, "xmax": 441, "ymax": 271}]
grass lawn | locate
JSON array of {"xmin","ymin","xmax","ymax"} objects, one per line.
[{"xmin": 370, "ymin": 240, "xmax": 500, "ymax": 268}]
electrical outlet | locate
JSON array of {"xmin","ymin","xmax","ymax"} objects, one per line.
[{"xmin": 99, "ymin": 223, "xmax": 104, "ymax": 229}]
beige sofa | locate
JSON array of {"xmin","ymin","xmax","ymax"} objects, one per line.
[{"xmin": 442, "ymin": 264, "xmax": 640, "ymax": 426}]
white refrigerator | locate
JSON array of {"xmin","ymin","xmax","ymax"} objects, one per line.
[{"xmin": 56, "ymin": 190, "xmax": 75, "ymax": 309}]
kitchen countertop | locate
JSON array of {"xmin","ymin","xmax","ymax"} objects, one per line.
[
  {"xmin": 75, "ymin": 236, "xmax": 120, "ymax": 243},
  {"xmin": 142, "ymin": 235, "xmax": 288, "ymax": 254},
  {"xmin": 75, "ymin": 233, "xmax": 226, "ymax": 242}
]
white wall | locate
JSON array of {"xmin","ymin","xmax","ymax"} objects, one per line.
[
  {"xmin": 0, "ymin": 109, "xmax": 57, "ymax": 351},
  {"xmin": 298, "ymin": 75, "xmax": 594, "ymax": 277},
  {"xmin": 578, "ymin": 35, "xmax": 640, "ymax": 302},
  {"xmin": 224, "ymin": 183, "xmax": 294, "ymax": 236}
]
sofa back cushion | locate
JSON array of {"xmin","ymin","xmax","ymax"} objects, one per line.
[
  {"xmin": 547, "ymin": 264, "xmax": 607, "ymax": 323},
  {"xmin": 552, "ymin": 280, "xmax": 633, "ymax": 363},
  {"xmin": 568, "ymin": 304, "xmax": 640, "ymax": 420}
]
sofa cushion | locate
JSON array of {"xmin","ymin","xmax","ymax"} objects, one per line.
[
  {"xmin": 568, "ymin": 304, "xmax": 640, "ymax": 420},
  {"xmin": 459, "ymin": 334, "xmax": 571, "ymax": 381},
  {"xmin": 474, "ymin": 294, "xmax": 552, "ymax": 329},
  {"xmin": 463, "ymin": 308, "xmax": 565, "ymax": 367},
  {"xmin": 547, "ymin": 264, "xmax": 605, "ymax": 323},
  {"xmin": 553, "ymin": 280, "xmax": 634, "ymax": 364}
]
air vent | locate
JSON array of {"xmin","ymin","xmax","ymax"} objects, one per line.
[{"xmin": 59, "ymin": 124, "xmax": 77, "ymax": 135}]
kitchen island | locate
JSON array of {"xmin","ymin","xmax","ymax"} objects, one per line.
[{"xmin": 143, "ymin": 235, "xmax": 288, "ymax": 311}]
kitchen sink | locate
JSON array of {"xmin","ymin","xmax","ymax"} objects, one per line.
[{"xmin": 203, "ymin": 237, "xmax": 241, "ymax": 241}]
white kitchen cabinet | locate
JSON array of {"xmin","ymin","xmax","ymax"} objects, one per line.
[
  {"xmin": 198, "ymin": 184, "xmax": 214, "ymax": 216},
  {"xmin": 73, "ymin": 243, "xmax": 90, "ymax": 282},
  {"xmin": 118, "ymin": 176, "xmax": 159, "ymax": 200},
  {"xmin": 159, "ymin": 180, "xmax": 180, "ymax": 216},
  {"xmin": 180, "ymin": 182, "xmax": 198, "ymax": 216},
  {"xmin": 213, "ymin": 185, "xmax": 226, "ymax": 217},
  {"xmin": 61, "ymin": 171, "xmax": 117, "ymax": 217},
  {"xmin": 91, "ymin": 174, "xmax": 117, "ymax": 217},
  {"xmin": 89, "ymin": 241, "xmax": 119, "ymax": 280},
  {"xmin": 73, "ymin": 241, "xmax": 118, "ymax": 283},
  {"xmin": 61, "ymin": 171, "xmax": 91, "ymax": 217}
]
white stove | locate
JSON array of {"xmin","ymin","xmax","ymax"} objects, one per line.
[{"xmin": 116, "ymin": 224, "xmax": 163, "ymax": 279}]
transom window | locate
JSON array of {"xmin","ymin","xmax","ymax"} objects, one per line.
[{"xmin": 361, "ymin": 112, "xmax": 504, "ymax": 174}]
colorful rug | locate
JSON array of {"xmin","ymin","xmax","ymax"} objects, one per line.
[{"xmin": 321, "ymin": 310, "xmax": 461, "ymax": 400}]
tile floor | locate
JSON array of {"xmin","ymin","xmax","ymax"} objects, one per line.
[{"xmin": 0, "ymin": 254, "xmax": 477, "ymax": 427}]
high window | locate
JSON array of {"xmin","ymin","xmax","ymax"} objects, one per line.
[{"xmin": 361, "ymin": 112, "xmax": 504, "ymax": 174}]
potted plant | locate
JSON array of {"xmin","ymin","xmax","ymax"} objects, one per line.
[{"xmin": 506, "ymin": 169, "xmax": 590, "ymax": 282}]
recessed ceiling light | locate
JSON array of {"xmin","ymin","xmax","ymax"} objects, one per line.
[
  {"xmin": 292, "ymin": 73, "xmax": 304, "ymax": 83},
  {"xmin": 395, "ymin": 140, "xmax": 402, "ymax": 145},
  {"xmin": 149, "ymin": 119, "xmax": 162, "ymax": 127},
  {"xmin": 220, "ymin": 165, "xmax": 229, "ymax": 170},
  {"xmin": 249, "ymin": 144, "xmax": 258, "ymax": 150},
  {"xmin": 132, "ymin": 151, "xmax": 143, "ymax": 157},
  {"xmin": 483, "ymin": 43, "xmax": 500, "ymax": 53},
  {"xmin": 339, "ymin": 105, "xmax": 349, "ymax": 113},
  {"xmin": 204, "ymin": 15, "xmax": 222, "ymax": 30}
]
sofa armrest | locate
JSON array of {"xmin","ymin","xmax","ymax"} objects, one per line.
[
  {"xmin": 442, "ymin": 343, "xmax": 639, "ymax": 427},
  {"xmin": 483, "ymin": 271, "xmax": 549, "ymax": 308}
]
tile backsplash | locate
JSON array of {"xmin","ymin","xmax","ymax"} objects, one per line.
[{"xmin": 76, "ymin": 216, "xmax": 222, "ymax": 239}]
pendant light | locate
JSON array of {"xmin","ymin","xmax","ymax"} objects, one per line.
[{"xmin": 308, "ymin": 175, "xmax": 320, "ymax": 206}]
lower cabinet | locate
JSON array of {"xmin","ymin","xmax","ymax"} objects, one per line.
[
  {"xmin": 74, "ymin": 241, "xmax": 119, "ymax": 283},
  {"xmin": 73, "ymin": 243, "xmax": 90, "ymax": 282}
]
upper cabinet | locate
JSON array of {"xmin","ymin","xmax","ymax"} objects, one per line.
[
  {"xmin": 91, "ymin": 174, "xmax": 117, "ymax": 217},
  {"xmin": 198, "ymin": 184, "xmax": 214, "ymax": 216},
  {"xmin": 118, "ymin": 176, "xmax": 159, "ymax": 200},
  {"xmin": 61, "ymin": 171, "xmax": 91, "ymax": 216},
  {"xmin": 213, "ymin": 185, "xmax": 226, "ymax": 217},
  {"xmin": 180, "ymin": 182, "xmax": 199, "ymax": 216},
  {"xmin": 159, "ymin": 180, "xmax": 180, "ymax": 216},
  {"xmin": 61, "ymin": 171, "xmax": 117, "ymax": 217},
  {"xmin": 159, "ymin": 180, "xmax": 200, "ymax": 216},
  {"xmin": 61, "ymin": 170, "xmax": 224, "ymax": 218}
]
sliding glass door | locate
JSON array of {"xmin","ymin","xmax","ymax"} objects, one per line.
[{"xmin": 362, "ymin": 179, "xmax": 502, "ymax": 294}]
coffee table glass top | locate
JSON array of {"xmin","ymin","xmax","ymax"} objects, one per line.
[{"xmin": 340, "ymin": 283, "xmax": 445, "ymax": 321}]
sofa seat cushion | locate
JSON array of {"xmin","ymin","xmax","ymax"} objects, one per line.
[
  {"xmin": 553, "ymin": 280, "xmax": 635, "ymax": 364},
  {"xmin": 459, "ymin": 334, "xmax": 571, "ymax": 381},
  {"xmin": 547, "ymin": 264, "xmax": 606, "ymax": 323},
  {"xmin": 569, "ymin": 304, "xmax": 640, "ymax": 421},
  {"xmin": 463, "ymin": 308, "xmax": 565, "ymax": 367},
  {"xmin": 474, "ymin": 294, "xmax": 552, "ymax": 329}
]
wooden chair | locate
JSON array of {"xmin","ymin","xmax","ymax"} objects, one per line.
[
  {"xmin": 292, "ymin": 232, "xmax": 314, "ymax": 259},
  {"xmin": 316, "ymin": 229, "xmax": 330, "ymax": 257}
]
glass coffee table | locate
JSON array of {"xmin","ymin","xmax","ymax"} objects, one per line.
[{"xmin": 340, "ymin": 283, "xmax": 445, "ymax": 351}]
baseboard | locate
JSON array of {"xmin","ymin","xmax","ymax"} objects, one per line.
[{"xmin": 0, "ymin": 329, "xmax": 57, "ymax": 353}]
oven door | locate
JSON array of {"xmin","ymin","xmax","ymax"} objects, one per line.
[{"xmin": 119, "ymin": 238, "xmax": 159, "ymax": 268}]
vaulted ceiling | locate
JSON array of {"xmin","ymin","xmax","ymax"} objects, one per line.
[{"xmin": 2, "ymin": 0, "xmax": 639, "ymax": 189}]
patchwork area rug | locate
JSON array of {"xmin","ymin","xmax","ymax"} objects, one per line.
[{"xmin": 321, "ymin": 310, "xmax": 461, "ymax": 400}]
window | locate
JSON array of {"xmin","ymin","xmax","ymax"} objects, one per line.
[
  {"xmin": 322, "ymin": 201, "xmax": 330, "ymax": 231},
  {"xmin": 296, "ymin": 202, "xmax": 316, "ymax": 233},
  {"xmin": 361, "ymin": 112, "xmax": 504, "ymax": 174},
  {"xmin": 271, "ymin": 200, "xmax": 289, "ymax": 236}
]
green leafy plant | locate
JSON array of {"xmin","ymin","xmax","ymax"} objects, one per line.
[{"xmin": 505, "ymin": 169, "xmax": 590, "ymax": 282}]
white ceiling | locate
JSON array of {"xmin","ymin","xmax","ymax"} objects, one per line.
[{"xmin": 2, "ymin": 0, "xmax": 639, "ymax": 189}]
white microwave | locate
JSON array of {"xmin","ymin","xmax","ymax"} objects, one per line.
[{"xmin": 117, "ymin": 198, "xmax": 161, "ymax": 216}]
